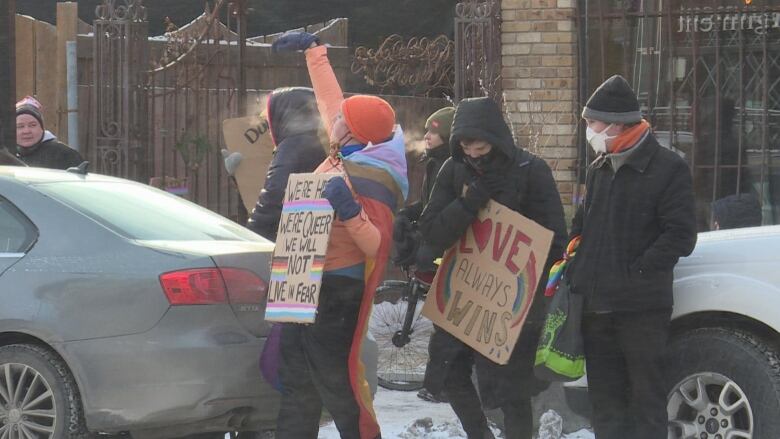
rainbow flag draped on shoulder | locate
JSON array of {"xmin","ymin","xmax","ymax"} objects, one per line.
[{"xmin": 342, "ymin": 126, "xmax": 407, "ymax": 439}]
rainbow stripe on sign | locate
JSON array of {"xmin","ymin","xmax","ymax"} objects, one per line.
[
  {"xmin": 265, "ymin": 302, "xmax": 317, "ymax": 322},
  {"xmin": 282, "ymin": 199, "xmax": 333, "ymax": 212},
  {"xmin": 310, "ymin": 255, "xmax": 326, "ymax": 282},
  {"xmin": 270, "ymin": 257, "xmax": 288, "ymax": 282}
]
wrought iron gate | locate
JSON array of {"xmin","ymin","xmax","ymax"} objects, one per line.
[
  {"xmin": 92, "ymin": 0, "xmax": 148, "ymax": 180},
  {"xmin": 91, "ymin": 0, "xmax": 248, "ymax": 220},
  {"xmin": 578, "ymin": 0, "xmax": 780, "ymax": 228},
  {"xmin": 454, "ymin": 0, "xmax": 503, "ymax": 103}
]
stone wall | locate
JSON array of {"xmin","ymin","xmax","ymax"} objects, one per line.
[{"xmin": 500, "ymin": 0, "xmax": 579, "ymax": 218}]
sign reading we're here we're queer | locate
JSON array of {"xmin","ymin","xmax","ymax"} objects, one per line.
[{"xmin": 265, "ymin": 173, "xmax": 339, "ymax": 323}]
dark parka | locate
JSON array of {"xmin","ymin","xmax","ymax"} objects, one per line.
[
  {"xmin": 246, "ymin": 87, "xmax": 326, "ymax": 240},
  {"xmin": 15, "ymin": 133, "xmax": 83, "ymax": 170},
  {"xmin": 567, "ymin": 132, "xmax": 697, "ymax": 312},
  {"xmin": 418, "ymin": 97, "xmax": 567, "ymax": 408}
]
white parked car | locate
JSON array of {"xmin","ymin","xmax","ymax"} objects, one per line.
[{"xmin": 565, "ymin": 225, "xmax": 780, "ymax": 439}]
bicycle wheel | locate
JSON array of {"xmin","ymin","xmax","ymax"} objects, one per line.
[{"xmin": 369, "ymin": 283, "xmax": 434, "ymax": 391}]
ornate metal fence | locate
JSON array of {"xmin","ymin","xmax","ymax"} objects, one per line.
[
  {"xmin": 92, "ymin": 0, "xmax": 149, "ymax": 180},
  {"xmin": 87, "ymin": 0, "xmax": 454, "ymax": 222},
  {"xmin": 578, "ymin": 0, "xmax": 780, "ymax": 227},
  {"xmin": 351, "ymin": 34, "xmax": 455, "ymax": 97},
  {"xmin": 144, "ymin": 0, "xmax": 248, "ymax": 220},
  {"xmin": 454, "ymin": 0, "xmax": 502, "ymax": 103}
]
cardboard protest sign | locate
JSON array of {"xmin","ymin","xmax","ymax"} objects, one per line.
[
  {"xmin": 222, "ymin": 114, "xmax": 275, "ymax": 212},
  {"xmin": 421, "ymin": 200, "xmax": 554, "ymax": 364},
  {"xmin": 264, "ymin": 173, "xmax": 340, "ymax": 323}
]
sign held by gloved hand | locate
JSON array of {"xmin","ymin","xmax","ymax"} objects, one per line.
[
  {"xmin": 422, "ymin": 200, "xmax": 553, "ymax": 364},
  {"xmin": 265, "ymin": 173, "xmax": 340, "ymax": 323}
]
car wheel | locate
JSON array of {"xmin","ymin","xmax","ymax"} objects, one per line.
[
  {"xmin": 666, "ymin": 328, "xmax": 780, "ymax": 439},
  {"xmin": 0, "ymin": 344, "xmax": 87, "ymax": 438}
]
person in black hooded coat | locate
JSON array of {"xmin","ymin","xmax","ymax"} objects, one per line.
[
  {"xmin": 245, "ymin": 87, "xmax": 327, "ymax": 240},
  {"xmin": 418, "ymin": 97, "xmax": 567, "ymax": 439}
]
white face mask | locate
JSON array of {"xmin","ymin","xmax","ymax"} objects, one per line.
[{"xmin": 586, "ymin": 124, "xmax": 615, "ymax": 155}]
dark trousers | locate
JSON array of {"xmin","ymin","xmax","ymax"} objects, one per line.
[
  {"xmin": 426, "ymin": 326, "xmax": 541, "ymax": 439},
  {"xmin": 275, "ymin": 275, "xmax": 365, "ymax": 439},
  {"xmin": 582, "ymin": 309, "xmax": 672, "ymax": 439}
]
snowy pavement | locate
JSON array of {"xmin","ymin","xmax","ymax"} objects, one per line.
[{"xmin": 318, "ymin": 387, "xmax": 595, "ymax": 439}]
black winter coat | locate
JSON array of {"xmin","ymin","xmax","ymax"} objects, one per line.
[
  {"xmin": 246, "ymin": 88, "xmax": 326, "ymax": 241},
  {"xmin": 567, "ymin": 132, "xmax": 697, "ymax": 312},
  {"xmin": 16, "ymin": 134, "xmax": 83, "ymax": 170},
  {"xmin": 419, "ymin": 98, "xmax": 568, "ymax": 323},
  {"xmin": 418, "ymin": 97, "xmax": 567, "ymax": 407}
]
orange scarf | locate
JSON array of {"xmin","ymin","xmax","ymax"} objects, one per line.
[{"xmin": 609, "ymin": 119, "xmax": 650, "ymax": 154}]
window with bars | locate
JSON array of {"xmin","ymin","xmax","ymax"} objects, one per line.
[{"xmin": 579, "ymin": 0, "xmax": 780, "ymax": 229}]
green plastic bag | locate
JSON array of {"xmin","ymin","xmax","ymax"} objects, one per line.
[{"xmin": 534, "ymin": 277, "xmax": 586, "ymax": 382}]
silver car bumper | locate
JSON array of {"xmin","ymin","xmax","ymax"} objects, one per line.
[{"xmin": 56, "ymin": 305, "xmax": 279, "ymax": 434}]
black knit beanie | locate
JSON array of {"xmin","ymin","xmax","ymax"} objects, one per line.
[{"xmin": 582, "ymin": 75, "xmax": 641, "ymax": 125}]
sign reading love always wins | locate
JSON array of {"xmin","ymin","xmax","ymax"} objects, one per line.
[
  {"xmin": 265, "ymin": 173, "xmax": 340, "ymax": 323},
  {"xmin": 422, "ymin": 200, "xmax": 554, "ymax": 365}
]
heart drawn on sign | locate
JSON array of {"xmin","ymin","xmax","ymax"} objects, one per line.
[{"xmin": 471, "ymin": 218, "xmax": 493, "ymax": 253}]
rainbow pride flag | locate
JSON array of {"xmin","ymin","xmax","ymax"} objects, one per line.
[{"xmin": 270, "ymin": 256, "xmax": 289, "ymax": 282}]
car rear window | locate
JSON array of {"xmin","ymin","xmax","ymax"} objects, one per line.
[
  {"xmin": 0, "ymin": 197, "xmax": 37, "ymax": 253},
  {"xmin": 35, "ymin": 181, "xmax": 263, "ymax": 242}
]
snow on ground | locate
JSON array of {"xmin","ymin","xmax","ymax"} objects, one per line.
[{"xmin": 318, "ymin": 387, "xmax": 595, "ymax": 439}]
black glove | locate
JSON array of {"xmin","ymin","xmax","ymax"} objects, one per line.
[
  {"xmin": 393, "ymin": 214, "xmax": 414, "ymax": 244},
  {"xmin": 272, "ymin": 32, "xmax": 320, "ymax": 53},
  {"xmin": 480, "ymin": 173, "xmax": 504, "ymax": 195},
  {"xmin": 392, "ymin": 227, "xmax": 420, "ymax": 267},
  {"xmin": 461, "ymin": 180, "xmax": 491, "ymax": 214}
]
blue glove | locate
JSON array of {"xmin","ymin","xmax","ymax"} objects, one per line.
[
  {"xmin": 272, "ymin": 32, "xmax": 320, "ymax": 53},
  {"xmin": 323, "ymin": 177, "xmax": 361, "ymax": 221}
]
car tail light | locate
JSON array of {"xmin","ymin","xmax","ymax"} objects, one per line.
[
  {"xmin": 159, "ymin": 268, "xmax": 267, "ymax": 305},
  {"xmin": 220, "ymin": 268, "xmax": 268, "ymax": 304},
  {"xmin": 160, "ymin": 269, "xmax": 227, "ymax": 305}
]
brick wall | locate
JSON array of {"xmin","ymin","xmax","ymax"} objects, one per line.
[{"xmin": 501, "ymin": 0, "xmax": 579, "ymax": 219}]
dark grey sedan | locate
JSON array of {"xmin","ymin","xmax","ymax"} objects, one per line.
[{"xmin": 0, "ymin": 166, "xmax": 280, "ymax": 438}]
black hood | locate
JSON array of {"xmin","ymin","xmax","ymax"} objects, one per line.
[
  {"xmin": 267, "ymin": 87, "xmax": 322, "ymax": 145},
  {"xmin": 449, "ymin": 97, "xmax": 518, "ymax": 163}
]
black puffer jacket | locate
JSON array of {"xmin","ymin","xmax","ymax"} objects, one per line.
[
  {"xmin": 419, "ymin": 97, "xmax": 567, "ymax": 322},
  {"xmin": 246, "ymin": 87, "xmax": 327, "ymax": 241},
  {"xmin": 16, "ymin": 132, "xmax": 83, "ymax": 170},
  {"xmin": 568, "ymin": 132, "xmax": 697, "ymax": 312}
]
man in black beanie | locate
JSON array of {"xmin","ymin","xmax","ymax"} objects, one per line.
[{"xmin": 567, "ymin": 75, "xmax": 697, "ymax": 439}]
